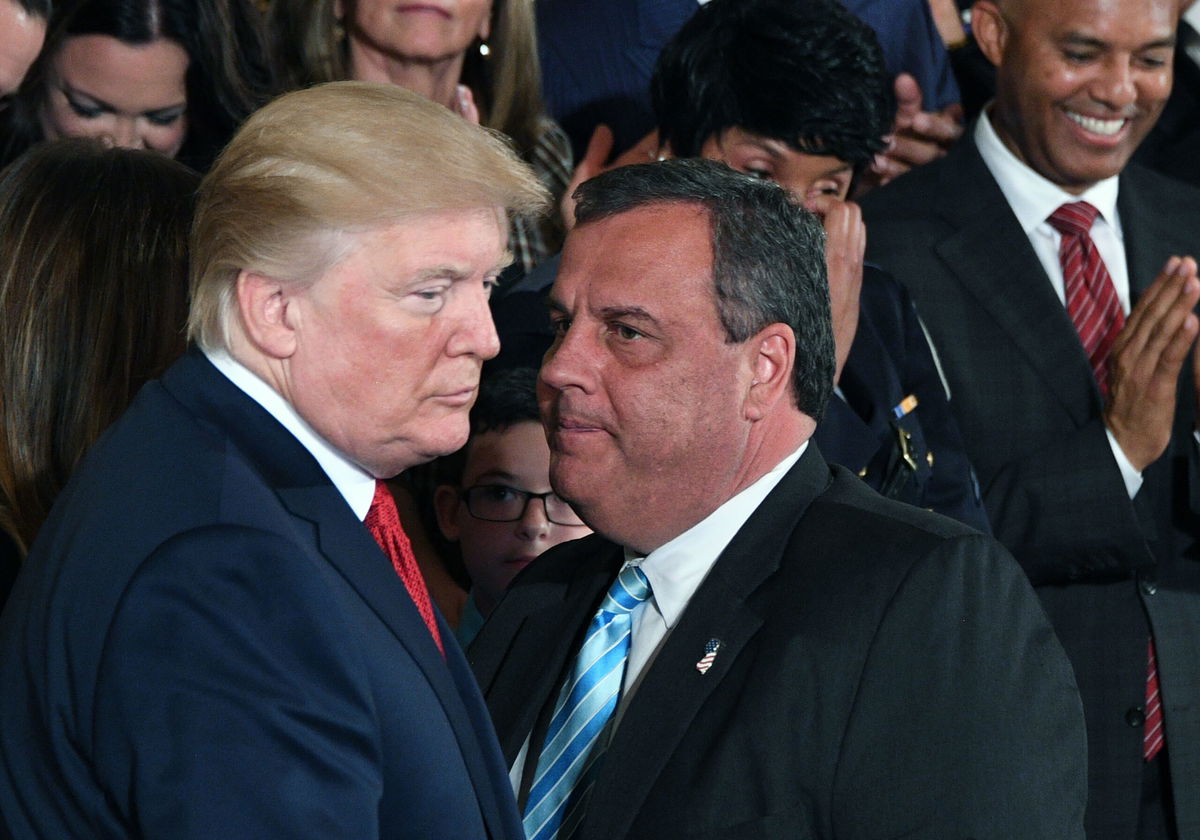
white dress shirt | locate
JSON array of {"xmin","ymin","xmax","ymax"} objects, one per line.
[
  {"xmin": 509, "ymin": 443, "xmax": 807, "ymax": 790},
  {"xmin": 974, "ymin": 111, "xmax": 1144, "ymax": 498},
  {"xmin": 205, "ymin": 349, "xmax": 377, "ymax": 521}
]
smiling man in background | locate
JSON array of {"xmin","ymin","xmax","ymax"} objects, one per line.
[{"xmin": 861, "ymin": 1, "xmax": 1200, "ymax": 837}]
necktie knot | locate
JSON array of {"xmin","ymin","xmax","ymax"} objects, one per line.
[
  {"xmin": 1048, "ymin": 201, "xmax": 1100, "ymax": 238},
  {"xmin": 599, "ymin": 564, "xmax": 651, "ymax": 616}
]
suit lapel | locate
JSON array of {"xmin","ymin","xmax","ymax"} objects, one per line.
[
  {"xmin": 473, "ymin": 537, "xmax": 624, "ymax": 765},
  {"xmin": 929, "ymin": 139, "xmax": 1099, "ymax": 425},
  {"xmin": 165, "ymin": 351, "xmax": 511, "ymax": 834},
  {"xmin": 581, "ymin": 448, "xmax": 832, "ymax": 839}
]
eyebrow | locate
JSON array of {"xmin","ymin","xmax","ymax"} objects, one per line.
[
  {"xmin": 1060, "ymin": 31, "xmax": 1175, "ymax": 51},
  {"xmin": 62, "ymin": 83, "xmax": 187, "ymax": 119},
  {"xmin": 546, "ymin": 298, "xmax": 662, "ymax": 327},
  {"xmin": 747, "ymin": 137, "xmax": 853, "ymax": 177},
  {"xmin": 471, "ymin": 469, "xmax": 520, "ymax": 484}
]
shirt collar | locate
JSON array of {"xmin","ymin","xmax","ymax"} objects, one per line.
[
  {"xmin": 974, "ymin": 108, "xmax": 1121, "ymax": 239},
  {"xmin": 205, "ymin": 348, "xmax": 377, "ymax": 520},
  {"xmin": 625, "ymin": 442, "xmax": 807, "ymax": 630}
]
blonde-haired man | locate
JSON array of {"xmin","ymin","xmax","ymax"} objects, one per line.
[{"xmin": 0, "ymin": 82, "xmax": 546, "ymax": 839}]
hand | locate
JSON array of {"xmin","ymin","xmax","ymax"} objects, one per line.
[
  {"xmin": 560, "ymin": 126, "xmax": 660, "ymax": 230},
  {"xmin": 809, "ymin": 195, "xmax": 865, "ymax": 383},
  {"xmin": 454, "ymin": 84, "xmax": 480, "ymax": 125},
  {"xmin": 1105, "ymin": 256, "xmax": 1200, "ymax": 471},
  {"xmin": 857, "ymin": 74, "xmax": 964, "ymax": 194}
]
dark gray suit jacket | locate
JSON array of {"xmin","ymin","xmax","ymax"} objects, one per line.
[
  {"xmin": 861, "ymin": 134, "xmax": 1200, "ymax": 840},
  {"xmin": 470, "ymin": 446, "xmax": 1087, "ymax": 839}
]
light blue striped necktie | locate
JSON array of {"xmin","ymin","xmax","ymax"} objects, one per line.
[{"xmin": 523, "ymin": 562, "xmax": 652, "ymax": 840}]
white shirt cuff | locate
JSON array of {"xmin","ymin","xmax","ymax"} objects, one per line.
[{"xmin": 1106, "ymin": 428, "xmax": 1144, "ymax": 499}]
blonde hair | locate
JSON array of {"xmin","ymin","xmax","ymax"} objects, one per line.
[{"xmin": 187, "ymin": 81, "xmax": 549, "ymax": 352}]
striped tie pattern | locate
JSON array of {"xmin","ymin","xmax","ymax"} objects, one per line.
[
  {"xmin": 1048, "ymin": 206, "xmax": 1165, "ymax": 763},
  {"xmin": 1047, "ymin": 202, "xmax": 1125, "ymax": 396},
  {"xmin": 523, "ymin": 563, "xmax": 651, "ymax": 840},
  {"xmin": 1144, "ymin": 639, "xmax": 1164, "ymax": 761}
]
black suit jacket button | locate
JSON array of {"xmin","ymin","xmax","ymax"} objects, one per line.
[
  {"xmin": 1126, "ymin": 706, "xmax": 1146, "ymax": 727},
  {"xmin": 1140, "ymin": 577, "xmax": 1158, "ymax": 596}
]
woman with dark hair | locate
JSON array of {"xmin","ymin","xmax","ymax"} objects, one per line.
[
  {"xmin": 0, "ymin": 0, "xmax": 276, "ymax": 172},
  {"xmin": 270, "ymin": 0, "xmax": 570, "ymax": 277},
  {"xmin": 0, "ymin": 138, "xmax": 198, "ymax": 601}
]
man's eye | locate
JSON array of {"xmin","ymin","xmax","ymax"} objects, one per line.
[
  {"xmin": 744, "ymin": 167, "xmax": 772, "ymax": 181},
  {"xmin": 483, "ymin": 485, "xmax": 521, "ymax": 502},
  {"xmin": 612, "ymin": 323, "xmax": 643, "ymax": 341},
  {"xmin": 550, "ymin": 317, "xmax": 571, "ymax": 335}
]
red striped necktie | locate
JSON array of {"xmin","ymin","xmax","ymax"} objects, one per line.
[
  {"xmin": 1048, "ymin": 203, "xmax": 1164, "ymax": 762},
  {"xmin": 1047, "ymin": 202, "xmax": 1124, "ymax": 397},
  {"xmin": 364, "ymin": 480, "xmax": 444, "ymax": 656}
]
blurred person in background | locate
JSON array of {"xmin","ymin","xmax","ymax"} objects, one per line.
[
  {"xmin": 0, "ymin": 137, "xmax": 197, "ymax": 604},
  {"xmin": 270, "ymin": 0, "xmax": 571, "ymax": 278},
  {"xmin": 432, "ymin": 367, "xmax": 591, "ymax": 645},
  {"xmin": 0, "ymin": 0, "xmax": 276, "ymax": 172}
]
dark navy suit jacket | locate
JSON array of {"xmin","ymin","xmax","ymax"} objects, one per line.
[{"xmin": 0, "ymin": 350, "xmax": 524, "ymax": 839}]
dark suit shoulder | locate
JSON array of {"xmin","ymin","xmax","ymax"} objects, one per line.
[{"xmin": 859, "ymin": 149, "xmax": 956, "ymax": 220}]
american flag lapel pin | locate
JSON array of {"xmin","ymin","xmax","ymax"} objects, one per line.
[{"xmin": 695, "ymin": 639, "xmax": 722, "ymax": 675}]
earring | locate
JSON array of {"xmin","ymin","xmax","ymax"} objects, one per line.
[{"xmin": 478, "ymin": 39, "xmax": 491, "ymax": 57}]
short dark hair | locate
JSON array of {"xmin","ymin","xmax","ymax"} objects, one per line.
[
  {"xmin": 469, "ymin": 367, "xmax": 541, "ymax": 436},
  {"xmin": 651, "ymin": 0, "xmax": 894, "ymax": 171},
  {"xmin": 433, "ymin": 367, "xmax": 542, "ymax": 487},
  {"xmin": 573, "ymin": 158, "xmax": 834, "ymax": 420}
]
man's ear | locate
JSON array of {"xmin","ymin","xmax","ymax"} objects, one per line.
[
  {"xmin": 236, "ymin": 270, "xmax": 299, "ymax": 360},
  {"xmin": 744, "ymin": 323, "xmax": 796, "ymax": 422},
  {"xmin": 971, "ymin": 1, "xmax": 1008, "ymax": 68},
  {"xmin": 433, "ymin": 484, "xmax": 462, "ymax": 542}
]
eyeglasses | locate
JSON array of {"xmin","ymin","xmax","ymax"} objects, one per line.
[{"xmin": 462, "ymin": 484, "xmax": 585, "ymax": 526}]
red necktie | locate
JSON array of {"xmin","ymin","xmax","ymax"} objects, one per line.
[
  {"xmin": 364, "ymin": 480, "xmax": 444, "ymax": 656},
  {"xmin": 1047, "ymin": 202, "xmax": 1125, "ymax": 397},
  {"xmin": 1143, "ymin": 640, "xmax": 1164, "ymax": 762},
  {"xmin": 1048, "ymin": 204, "xmax": 1163, "ymax": 762}
]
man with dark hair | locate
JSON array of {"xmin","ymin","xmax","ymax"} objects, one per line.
[
  {"xmin": 861, "ymin": 0, "xmax": 1200, "ymax": 837},
  {"xmin": 469, "ymin": 158, "xmax": 1087, "ymax": 840},
  {"xmin": 650, "ymin": 0, "xmax": 988, "ymax": 531},
  {"xmin": 0, "ymin": 0, "xmax": 47, "ymax": 100}
]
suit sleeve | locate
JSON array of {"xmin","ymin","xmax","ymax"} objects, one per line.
[
  {"xmin": 92, "ymin": 525, "xmax": 385, "ymax": 839},
  {"xmin": 832, "ymin": 533, "xmax": 1088, "ymax": 839}
]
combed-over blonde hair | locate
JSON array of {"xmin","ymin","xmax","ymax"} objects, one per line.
[{"xmin": 187, "ymin": 81, "xmax": 549, "ymax": 352}]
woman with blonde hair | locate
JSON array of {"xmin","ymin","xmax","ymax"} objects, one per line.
[{"xmin": 0, "ymin": 138, "xmax": 197, "ymax": 600}]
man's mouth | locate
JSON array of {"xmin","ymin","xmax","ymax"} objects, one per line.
[{"xmin": 1066, "ymin": 110, "xmax": 1127, "ymax": 137}]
